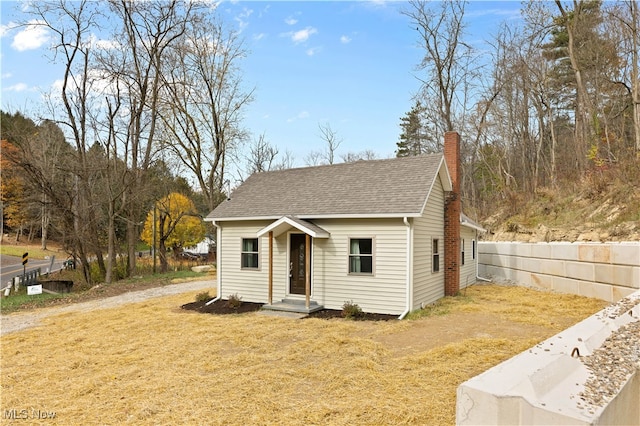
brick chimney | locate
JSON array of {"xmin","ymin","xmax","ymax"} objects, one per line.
[{"xmin": 444, "ymin": 131, "xmax": 461, "ymax": 296}]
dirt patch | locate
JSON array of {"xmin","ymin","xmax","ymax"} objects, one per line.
[{"xmin": 374, "ymin": 311, "xmax": 551, "ymax": 355}]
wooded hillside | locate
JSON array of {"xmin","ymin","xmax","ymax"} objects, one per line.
[{"xmin": 396, "ymin": 1, "xmax": 639, "ymax": 240}]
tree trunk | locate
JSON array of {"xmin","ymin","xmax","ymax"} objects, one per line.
[
  {"xmin": 549, "ymin": 107, "xmax": 558, "ymax": 188},
  {"xmin": 41, "ymin": 195, "xmax": 49, "ymax": 250},
  {"xmin": 631, "ymin": 0, "xmax": 640, "ymax": 157},
  {"xmin": 555, "ymin": 0, "xmax": 595, "ymax": 171},
  {"xmin": 106, "ymin": 199, "xmax": 115, "ymax": 284}
]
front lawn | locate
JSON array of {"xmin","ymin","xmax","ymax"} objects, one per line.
[{"xmin": 0, "ymin": 285, "xmax": 607, "ymax": 425}]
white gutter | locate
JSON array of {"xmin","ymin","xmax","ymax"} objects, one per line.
[
  {"xmin": 398, "ymin": 217, "xmax": 412, "ymax": 320},
  {"xmin": 205, "ymin": 221, "xmax": 222, "ymax": 306}
]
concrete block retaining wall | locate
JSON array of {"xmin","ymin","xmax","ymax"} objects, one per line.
[
  {"xmin": 457, "ymin": 290, "xmax": 640, "ymax": 425},
  {"xmin": 478, "ymin": 242, "xmax": 640, "ymax": 302}
]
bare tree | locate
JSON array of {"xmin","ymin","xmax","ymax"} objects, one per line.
[
  {"xmin": 341, "ymin": 150, "xmax": 378, "ymax": 163},
  {"xmin": 26, "ymin": 0, "xmax": 107, "ymax": 283},
  {"xmin": 403, "ymin": 0, "xmax": 473, "ymax": 137},
  {"xmin": 608, "ymin": 0, "xmax": 640, "ymax": 157},
  {"xmin": 159, "ymin": 13, "xmax": 254, "ymax": 211},
  {"xmin": 101, "ymin": 0, "xmax": 197, "ymax": 275},
  {"xmin": 553, "ymin": 1, "xmax": 602, "ymax": 169},
  {"xmin": 246, "ymin": 134, "xmax": 279, "ymax": 174},
  {"xmin": 317, "ymin": 122, "xmax": 343, "ymax": 165},
  {"xmin": 303, "ymin": 150, "xmax": 324, "ymax": 167},
  {"xmin": 275, "ymin": 150, "xmax": 296, "ymax": 170}
]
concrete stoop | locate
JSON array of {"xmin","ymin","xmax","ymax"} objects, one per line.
[
  {"xmin": 256, "ymin": 310, "xmax": 308, "ymax": 319},
  {"xmin": 261, "ymin": 298, "xmax": 324, "ymax": 314},
  {"xmin": 456, "ymin": 290, "xmax": 640, "ymax": 425}
]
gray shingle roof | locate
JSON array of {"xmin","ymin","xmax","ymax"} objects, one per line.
[{"xmin": 207, "ymin": 154, "xmax": 449, "ymax": 220}]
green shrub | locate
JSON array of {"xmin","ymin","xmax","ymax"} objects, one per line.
[
  {"xmin": 341, "ymin": 300, "xmax": 363, "ymax": 319},
  {"xmin": 224, "ymin": 293, "xmax": 243, "ymax": 309},
  {"xmin": 195, "ymin": 291, "xmax": 210, "ymax": 302}
]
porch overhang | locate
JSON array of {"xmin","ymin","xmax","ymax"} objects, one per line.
[{"xmin": 256, "ymin": 215, "xmax": 330, "ymax": 238}]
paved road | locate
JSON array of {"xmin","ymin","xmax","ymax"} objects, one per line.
[
  {"xmin": 0, "ymin": 279, "xmax": 214, "ymax": 336},
  {"xmin": 1, "ymin": 254, "xmax": 65, "ymax": 288}
]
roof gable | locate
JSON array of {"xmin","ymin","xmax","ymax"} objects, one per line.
[
  {"xmin": 207, "ymin": 154, "xmax": 448, "ymax": 220},
  {"xmin": 256, "ymin": 216, "xmax": 330, "ymax": 238}
]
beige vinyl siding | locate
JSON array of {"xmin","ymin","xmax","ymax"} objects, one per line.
[
  {"xmin": 412, "ymin": 178, "xmax": 446, "ymax": 309},
  {"xmin": 311, "ymin": 218, "xmax": 407, "ymax": 315},
  {"xmin": 218, "ymin": 220, "xmax": 273, "ymax": 303},
  {"xmin": 271, "ymin": 232, "xmax": 288, "ymax": 302},
  {"xmin": 460, "ymin": 226, "xmax": 477, "ymax": 289}
]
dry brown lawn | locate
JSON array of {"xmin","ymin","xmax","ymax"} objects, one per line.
[{"xmin": 0, "ymin": 284, "xmax": 607, "ymax": 425}]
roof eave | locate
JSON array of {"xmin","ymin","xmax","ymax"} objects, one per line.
[
  {"xmin": 461, "ymin": 218, "xmax": 487, "ymax": 233},
  {"xmin": 209, "ymin": 212, "xmax": 422, "ymax": 222}
]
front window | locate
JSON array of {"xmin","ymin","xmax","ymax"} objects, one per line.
[
  {"xmin": 241, "ymin": 238, "xmax": 259, "ymax": 269},
  {"xmin": 349, "ymin": 238, "xmax": 373, "ymax": 274}
]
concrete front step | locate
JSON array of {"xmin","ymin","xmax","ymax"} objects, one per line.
[
  {"xmin": 261, "ymin": 298, "xmax": 324, "ymax": 314},
  {"xmin": 256, "ymin": 310, "xmax": 308, "ymax": 319}
]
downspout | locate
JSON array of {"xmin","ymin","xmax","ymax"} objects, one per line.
[
  {"xmin": 398, "ymin": 217, "xmax": 412, "ymax": 320},
  {"xmin": 205, "ymin": 221, "xmax": 222, "ymax": 306}
]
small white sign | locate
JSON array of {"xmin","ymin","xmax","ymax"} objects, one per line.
[{"xmin": 27, "ymin": 285, "xmax": 43, "ymax": 296}]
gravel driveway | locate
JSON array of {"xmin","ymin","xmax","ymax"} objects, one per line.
[{"xmin": 0, "ymin": 280, "xmax": 213, "ymax": 336}]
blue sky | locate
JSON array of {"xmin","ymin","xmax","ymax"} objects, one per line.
[{"xmin": 1, "ymin": 1, "xmax": 522, "ymax": 166}]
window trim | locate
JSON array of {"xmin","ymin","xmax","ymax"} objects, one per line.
[
  {"xmin": 432, "ymin": 238, "xmax": 440, "ymax": 273},
  {"xmin": 348, "ymin": 237, "xmax": 375, "ymax": 275},
  {"xmin": 240, "ymin": 237, "xmax": 260, "ymax": 270}
]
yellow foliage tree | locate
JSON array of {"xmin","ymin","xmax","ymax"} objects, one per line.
[
  {"xmin": 141, "ymin": 192, "xmax": 205, "ymax": 272},
  {"xmin": 0, "ymin": 139, "xmax": 28, "ymax": 242}
]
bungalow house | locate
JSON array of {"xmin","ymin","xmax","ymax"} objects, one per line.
[{"xmin": 204, "ymin": 132, "xmax": 484, "ymax": 318}]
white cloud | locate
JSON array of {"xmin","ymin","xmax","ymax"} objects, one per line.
[
  {"xmin": 290, "ymin": 27, "xmax": 317, "ymax": 44},
  {"xmin": 253, "ymin": 33, "xmax": 266, "ymax": 41},
  {"xmin": 87, "ymin": 33, "xmax": 120, "ymax": 50},
  {"xmin": 235, "ymin": 7, "xmax": 253, "ymax": 32},
  {"xmin": 11, "ymin": 20, "xmax": 50, "ymax": 51},
  {"xmin": 285, "ymin": 17, "xmax": 298, "ymax": 26},
  {"xmin": 340, "ymin": 35, "xmax": 351, "ymax": 44},
  {"xmin": 369, "ymin": 0, "xmax": 388, "ymax": 7},
  {"xmin": 287, "ymin": 110, "xmax": 310, "ymax": 122},
  {"xmin": 4, "ymin": 83, "xmax": 29, "ymax": 92},
  {"xmin": 1, "ymin": 72, "xmax": 13, "ymax": 79},
  {"xmin": 306, "ymin": 47, "xmax": 321, "ymax": 56},
  {"xmin": 51, "ymin": 79, "xmax": 64, "ymax": 93}
]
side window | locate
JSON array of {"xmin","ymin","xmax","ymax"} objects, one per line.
[
  {"xmin": 461, "ymin": 238, "xmax": 465, "ymax": 265},
  {"xmin": 349, "ymin": 238, "xmax": 373, "ymax": 274},
  {"xmin": 432, "ymin": 238, "xmax": 440, "ymax": 272},
  {"xmin": 472, "ymin": 240, "xmax": 476, "ymax": 260},
  {"xmin": 241, "ymin": 238, "xmax": 259, "ymax": 269}
]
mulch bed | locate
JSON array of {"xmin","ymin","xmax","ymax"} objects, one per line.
[
  {"xmin": 181, "ymin": 299, "xmax": 397, "ymax": 321},
  {"xmin": 181, "ymin": 299, "xmax": 264, "ymax": 315}
]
